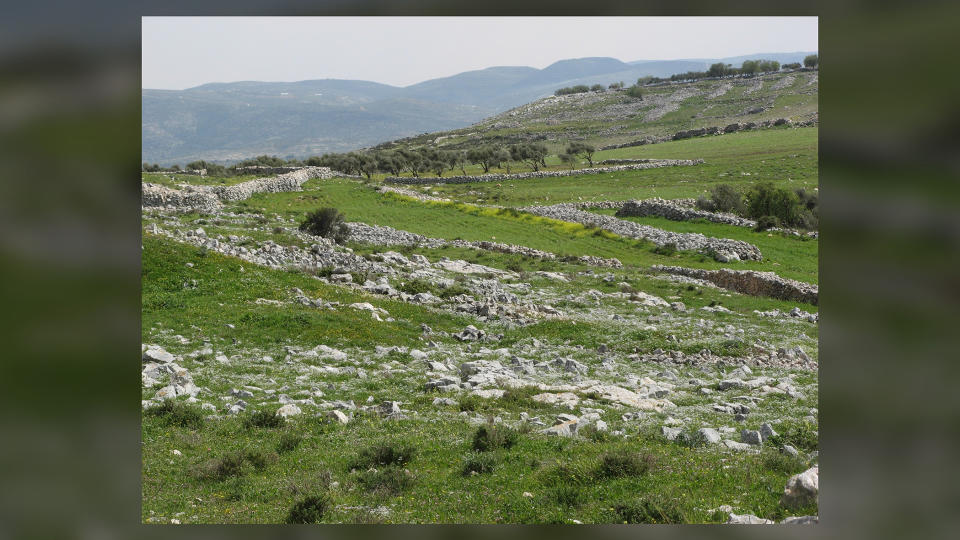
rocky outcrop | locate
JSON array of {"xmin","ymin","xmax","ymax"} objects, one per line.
[
  {"xmin": 521, "ymin": 204, "xmax": 762, "ymax": 262},
  {"xmin": 616, "ymin": 198, "xmax": 757, "ymax": 227},
  {"xmin": 384, "ymin": 159, "xmax": 703, "ymax": 185},
  {"xmin": 652, "ymin": 266, "xmax": 818, "ymax": 305}
]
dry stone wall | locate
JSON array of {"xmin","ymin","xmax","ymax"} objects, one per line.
[
  {"xmin": 142, "ymin": 167, "xmax": 336, "ymax": 211},
  {"xmin": 344, "ymin": 222, "xmax": 623, "ymax": 268},
  {"xmin": 616, "ymin": 198, "xmax": 757, "ymax": 227},
  {"xmin": 653, "ymin": 265, "xmax": 818, "ymax": 305},
  {"xmin": 142, "ymin": 183, "xmax": 222, "ymax": 213},
  {"xmin": 384, "ymin": 159, "xmax": 703, "ymax": 185},
  {"xmin": 521, "ymin": 204, "xmax": 762, "ymax": 262},
  {"xmin": 206, "ymin": 167, "xmax": 335, "ymax": 201},
  {"xmin": 599, "ymin": 117, "xmax": 818, "ymax": 151}
]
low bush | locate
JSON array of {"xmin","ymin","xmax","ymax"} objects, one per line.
[
  {"xmin": 652, "ymin": 242, "xmax": 678, "ymax": 256},
  {"xmin": 276, "ymin": 432, "xmax": 304, "ymax": 454},
  {"xmin": 437, "ymin": 284, "xmax": 471, "ymax": 299},
  {"xmin": 550, "ymin": 485, "xmax": 586, "ymax": 508},
  {"xmin": 243, "ymin": 410, "xmax": 286, "ymax": 429},
  {"xmin": 299, "ymin": 207, "xmax": 348, "ymax": 243},
  {"xmin": 755, "ymin": 215, "xmax": 781, "ymax": 231},
  {"xmin": 145, "ymin": 400, "xmax": 205, "ymax": 429},
  {"xmin": 709, "ymin": 184, "xmax": 747, "ymax": 214},
  {"xmin": 286, "ymin": 494, "xmax": 329, "ymax": 524},
  {"xmin": 613, "ymin": 497, "xmax": 687, "ymax": 524},
  {"xmin": 597, "ymin": 450, "xmax": 654, "ymax": 478},
  {"xmin": 195, "ymin": 453, "xmax": 247, "ymax": 481},
  {"xmin": 350, "ymin": 442, "xmax": 416, "ymax": 470},
  {"xmin": 397, "ymin": 279, "xmax": 432, "ymax": 295},
  {"xmin": 471, "ymin": 424, "xmax": 519, "ymax": 452},
  {"xmin": 244, "ymin": 450, "xmax": 279, "ymax": 471},
  {"xmin": 767, "ymin": 420, "xmax": 818, "ymax": 452},
  {"xmin": 461, "ymin": 453, "xmax": 497, "ymax": 476},
  {"xmin": 761, "ymin": 450, "xmax": 808, "ymax": 475},
  {"xmin": 355, "ymin": 466, "xmax": 416, "ymax": 496}
]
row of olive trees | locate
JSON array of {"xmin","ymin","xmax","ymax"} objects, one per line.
[
  {"xmin": 555, "ymin": 81, "xmax": 625, "ymax": 96},
  {"xmin": 307, "ymin": 142, "xmax": 553, "ymax": 178}
]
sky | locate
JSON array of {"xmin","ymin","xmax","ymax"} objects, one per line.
[{"xmin": 142, "ymin": 16, "xmax": 817, "ymax": 90}]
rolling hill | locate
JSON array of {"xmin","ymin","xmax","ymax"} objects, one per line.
[{"xmin": 142, "ymin": 52, "xmax": 816, "ymax": 165}]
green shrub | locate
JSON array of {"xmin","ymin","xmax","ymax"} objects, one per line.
[
  {"xmin": 244, "ymin": 450, "xmax": 278, "ymax": 471},
  {"xmin": 299, "ymin": 207, "xmax": 348, "ymax": 243},
  {"xmin": 461, "ymin": 453, "xmax": 497, "ymax": 476},
  {"xmin": 675, "ymin": 430, "xmax": 708, "ymax": 448},
  {"xmin": 767, "ymin": 420, "xmax": 818, "ymax": 452},
  {"xmin": 598, "ymin": 450, "xmax": 654, "ymax": 478},
  {"xmin": 652, "ymin": 242, "xmax": 678, "ymax": 256},
  {"xmin": 195, "ymin": 453, "xmax": 247, "ymax": 481},
  {"xmin": 745, "ymin": 182, "xmax": 802, "ymax": 226},
  {"xmin": 579, "ymin": 423, "xmax": 610, "ymax": 442},
  {"xmin": 286, "ymin": 494, "xmax": 329, "ymax": 524},
  {"xmin": 755, "ymin": 215, "xmax": 781, "ymax": 231},
  {"xmin": 625, "ymin": 85, "xmax": 644, "ymax": 99},
  {"xmin": 145, "ymin": 400, "xmax": 205, "ymax": 429},
  {"xmin": 398, "ymin": 279, "xmax": 432, "ymax": 295},
  {"xmin": 355, "ymin": 467, "xmax": 416, "ymax": 495},
  {"xmin": 550, "ymin": 485, "xmax": 586, "ymax": 508},
  {"xmin": 613, "ymin": 497, "xmax": 687, "ymax": 523},
  {"xmin": 243, "ymin": 410, "xmax": 286, "ymax": 429},
  {"xmin": 276, "ymin": 432, "xmax": 304, "ymax": 454},
  {"xmin": 761, "ymin": 450, "xmax": 808, "ymax": 475},
  {"xmin": 710, "ymin": 184, "xmax": 747, "ymax": 214},
  {"xmin": 437, "ymin": 284, "xmax": 471, "ymax": 299},
  {"xmin": 350, "ymin": 442, "xmax": 416, "ymax": 470},
  {"xmin": 471, "ymin": 424, "xmax": 519, "ymax": 452},
  {"xmin": 457, "ymin": 394, "xmax": 483, "ymax": 412}
]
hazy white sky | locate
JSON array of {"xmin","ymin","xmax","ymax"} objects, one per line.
[{"xmin": 142, "ymin": 16, "xmax": 817, "ymax": 90}]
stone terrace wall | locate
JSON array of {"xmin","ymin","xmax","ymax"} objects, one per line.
[
  {"xmin": 384, "ymin": 159, "xmax": 703, "ymax": 185},
  {"xmin": 616, "ymin": 198, "xmax": 757, "ymax": 227},
  {"xmin": 344, "ymin": 222, "xmax": 623, "ymax": 268},
  {"xmin": 522, "ymin": 204, "xmax": 762, "ymax": 262},
  {"xmin": 205, "ymin": 166, "xmax": 334, "ymax": 201},
  {"xmin": 142, "ymin": 183, "xmax": 222, "ymax": 213},
  {"xmin": 599, "ymin": 117, "xmax": 818, "ymax": 151},
  {"xmin": 653, "ymin": 265, "xmax": 818, "ymax": 305},
  {"xmin": 233, "ymin": 165, "xmax": 303, "ymax": 175}
]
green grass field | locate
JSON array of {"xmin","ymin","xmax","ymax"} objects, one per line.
[{"xmin": 426, "ymin": 127, "xmax": 818, "ymax": 205}]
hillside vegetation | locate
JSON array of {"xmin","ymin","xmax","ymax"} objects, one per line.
[{"xmin": 141, "ymin": 68, "xmax": 819, "ymax": 524}]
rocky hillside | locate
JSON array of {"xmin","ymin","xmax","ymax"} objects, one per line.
[{"xmin": 385, "ymin": 70, "xmax": 818, "ymax": 152}]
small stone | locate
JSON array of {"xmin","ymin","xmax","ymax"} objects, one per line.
[
  {"xmin": 661, "ymin": 426, "xmax": 683, "ymax": 441},
  {"xmin": 522, "ymin": 492, "xmax": 533, "ymax": 498},
  {"xmin": 697, "ymin": 428, "xmax": 722, "ymax": 444},
  {"xmin": 276, "ymin": 404, "xmax": 301, "ymax": 418},
  {"xmin": 781, "ymin": 466, "xmax": 818, "ymax": 508},
  {"xmin": 171, "ymin": 449, "xmax": 182, "ymax": 456},
  {"xmin": 782, "ymin": 445, "xmax": 799, "ymax": 457},
  {"xmin": 741, "ymin": 429, "xmax": 763, "ymax": 445},
  {"xmin": 760, "ymin": 422, "xmax": 778, "ymax": 441},
  {"xmin": 780, "ymin": 515, "xmax": 818, "ymax": 524},
  {"xmin": 327, "ymin": 410, "xmax": 349, "ymax": 424},
  {"xmin": 726, "ymin": 513, "xmax": 774, "ymax": 524}
]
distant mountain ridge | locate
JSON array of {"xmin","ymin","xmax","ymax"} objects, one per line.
[{"xmin": 143, "ymin": 51, "xmax": 816, "ymax": 165}]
